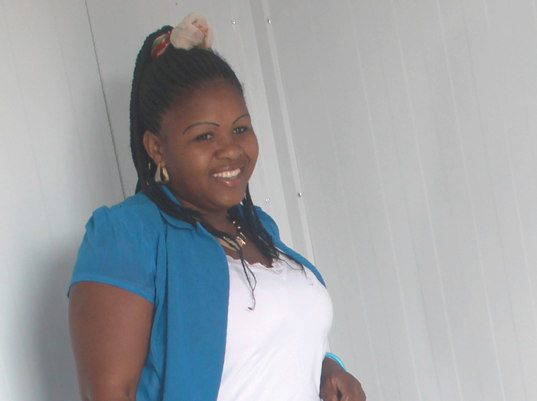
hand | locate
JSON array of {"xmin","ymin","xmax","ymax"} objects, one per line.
[{"xmin": 320, "ymin": 356, "xmax": 366, "ymax": 401}]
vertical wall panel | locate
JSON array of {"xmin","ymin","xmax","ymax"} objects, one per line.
[
  {"xmin": 0, "ymin": 0, "xmax": 122, "ymax": 400},
  {"xmin": 258, "ymin": 0, "xmax": 537, "ymax": 400}
]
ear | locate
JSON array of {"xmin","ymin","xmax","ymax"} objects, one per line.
[{"xmin": 143, "ymin": 131, "xmax": 164, "ymax": 165}]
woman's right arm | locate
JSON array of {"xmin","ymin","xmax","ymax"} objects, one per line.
[{"xmin": 69, "ymin": 281, "xmax": 154, "ymax": 401}]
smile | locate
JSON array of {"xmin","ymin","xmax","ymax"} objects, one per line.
[{"xmin": 213, "ymin": 168, "xmax": 241, "ymax": 179}]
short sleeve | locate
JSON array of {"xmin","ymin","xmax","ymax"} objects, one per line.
[{"xmin": 68, "ymin": 205, "xmax": 158, "ymax": 303}]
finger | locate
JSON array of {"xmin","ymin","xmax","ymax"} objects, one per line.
[
  {"xmin": 319, "ymin": 389, "xmax": 339, "ymax": 401},
  {"xmin": 339, "ymin": 386, "xmax": 366, "ymax": 401},
  {"xmin": 320, "ymin": 396, "xmax": 338, "ymax": 401}
]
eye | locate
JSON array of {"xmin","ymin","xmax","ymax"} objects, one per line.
[
  {"xmin": 194, "ymin": 132, "xmax": 214, "ymax": 141},
  {"xmin": 233, "ymin": 126, "xmax": 248, "ymax": 134}
]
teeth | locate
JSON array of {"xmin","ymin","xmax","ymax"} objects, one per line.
[{"xmin": 213, "ymin": 168, "xmax": 241, "ymax": 178}]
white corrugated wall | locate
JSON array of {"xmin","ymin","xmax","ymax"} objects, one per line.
[
  {"xmin": 1, "ymin": 0, "xmax": 536, "ymax": 400},
  {"xmin": 255, "ymin": 0, "xmax": 537, "ymax": 400},
  {"xmin": 0, "ymin": 0, "xmax": 122, "ymax": 399}
]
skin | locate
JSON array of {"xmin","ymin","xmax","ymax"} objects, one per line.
[
  {"xmin": 69, "ymin": 80, "xmax": 365, "ymax": 400},
  {"xmin": 321, "ymin": 357, "xmax": 367, "ymax": 401},
  {"xmin": 144, "ymin": 80, "xmax": 270, "ymax": 266},
  {"xmin": 69, "ymin": 282, "xmax": 153, "ymax": 401}
]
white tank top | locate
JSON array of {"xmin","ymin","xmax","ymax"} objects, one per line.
[{"xmin": 216, "ymin": 254, "xmax": 333, "ymax": 401}]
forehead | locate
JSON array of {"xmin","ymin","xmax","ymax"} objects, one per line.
[{"xmin": 163, "ymin": 80, "xmax": 246, "ymax": 126}]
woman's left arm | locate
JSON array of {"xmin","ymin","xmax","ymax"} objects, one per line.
[{"xmin": 320, "ymin": 357, "xmax": 366, "ymax": 401}]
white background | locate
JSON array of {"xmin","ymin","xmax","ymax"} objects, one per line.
[{"xmin": 1, "ymin": 0, "xmax": 537, "ymax": 400}]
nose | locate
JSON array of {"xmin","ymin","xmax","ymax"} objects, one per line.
[{"xmin": 215, "ymin": 134, "xmax": 243, "ymax": 159}]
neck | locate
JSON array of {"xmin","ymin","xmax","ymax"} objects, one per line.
[
  {"xmin": 167, "ymin": 188, "xmax": 236, "ymax": 232},
  {"xmin": 202, "ymin": 211, "xmax": 234, "ymax": 233}
]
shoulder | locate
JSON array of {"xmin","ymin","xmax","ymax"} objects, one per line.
[
  {"xmin": 71, "ymin": 192, "xmax": 164, "ymax": 302},
  {"xmin": 89, "ymin": 192, "xmax": 164, "ymax": 236},
  {"xmin": 253, "ymin": 205, "xmax": 326, "ymax": 287},
  {"xmin": 100, "ymin": 191, "xmax": 161, "ymax": 222},
  {"xmin": 82, "ymin": 192, "xmax": 167, "ymax": 263},
  {"xmin": 254, "ymin": 206, "xmax": 280, "ymax": 239}
]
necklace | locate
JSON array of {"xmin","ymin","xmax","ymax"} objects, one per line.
[{"xmin": 218, "ymin": 220, "xmax": 247, "ymax": 252}]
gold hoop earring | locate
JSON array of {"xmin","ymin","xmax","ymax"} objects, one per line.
[
  {"xmin": 154, "ymin": 164, "xmax": 170, "ymax": 184},
  {"xmin": 161, "ymin": 166, "xmax": 170, "ymax": 183}
]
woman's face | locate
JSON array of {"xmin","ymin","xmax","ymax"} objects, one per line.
[{"xmin": 144, "ymin": 80, "xmax": 259, "ymax": 216}]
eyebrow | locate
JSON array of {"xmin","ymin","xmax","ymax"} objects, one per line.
[
  {"xmin": 183, "ymin": 121, "xmax": 219, "ymax": 135},
  {"xmin": 182, "ymin": 113, "xmax": 250, "ymax": 135},
  {"xmin": 233, "ymin": 113, "xmax": 250, "ymax": 124}
]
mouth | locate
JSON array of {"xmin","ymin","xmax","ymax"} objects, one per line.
[{"xmin": 212, "ymin": 167, "xmax": 241, "ymax": 179}]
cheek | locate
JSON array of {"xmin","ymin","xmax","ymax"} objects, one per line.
[
  {"xmin": 169, "ymin": 152, "xmax": 207, "ymax": 179},
  {"xmin": 247, "ymin": 135, "xmax": 260, "ymax": 165},
  {"xmin": 161, "ymin": 145, "xmax": 194, "ymax": 180}
]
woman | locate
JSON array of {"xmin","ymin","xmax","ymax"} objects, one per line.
[{"xmin": 69, "ymin": 12, "xmax": 366, "ymax": 401}]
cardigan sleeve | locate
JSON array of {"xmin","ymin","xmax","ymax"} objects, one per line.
[{"xmin": 68, "ymin": 205, "xmax": 157, "ymax": 303}]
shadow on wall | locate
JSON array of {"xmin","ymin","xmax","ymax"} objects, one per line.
[
  {"xmin": 102, "ymin": 79, "xmax": 139, "ymax": 197},
  {"xmin": 26, "ymin": 81, "xmax": 128, "ymax": 400},
  {"xmin": 9, "ymin": 73, "xmax": 128, "ymax": 401},
  {"xmin": 32, "ymin": 245, "xmax": 80, "ymax": 401}
]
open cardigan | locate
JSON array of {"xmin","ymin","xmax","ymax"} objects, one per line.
[{"xmin": 70, "ymin": 188, "xmax": 326, "ymax": 401}]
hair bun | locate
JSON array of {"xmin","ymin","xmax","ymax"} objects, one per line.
[{"xmin": 170, "ymin": 12, "xmax": 214, "ymax": 50}]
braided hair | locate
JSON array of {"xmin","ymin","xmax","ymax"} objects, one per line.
[{"xmin": 130, "ymin": 26, "xmax": 280, "ymax": 307}]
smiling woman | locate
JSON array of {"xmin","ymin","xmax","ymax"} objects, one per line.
[
  {"xmin": 67, "ymin": 12, "xmax": 365, "ymax": 401},
  {"xmin": 143, "ymin": 82, "xmax": 259, "ymax": 220}
]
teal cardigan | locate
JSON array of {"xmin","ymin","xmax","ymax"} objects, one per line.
[{"xmin": 70, "ymin": 189, "xmax": 325, "ymax": 401}]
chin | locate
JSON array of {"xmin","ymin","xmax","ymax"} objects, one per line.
[{"xmin": 218, "ymin": 193, "xmax": 247, "ymax": 210}]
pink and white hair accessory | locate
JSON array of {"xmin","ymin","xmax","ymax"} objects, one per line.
[
  {"xmin": 151, "ymin": 12, "xmax": 214, "ymax": 59},
  {"xmin": 170, "ymin": 12, "xmax": 214, "ymax": 50}
]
